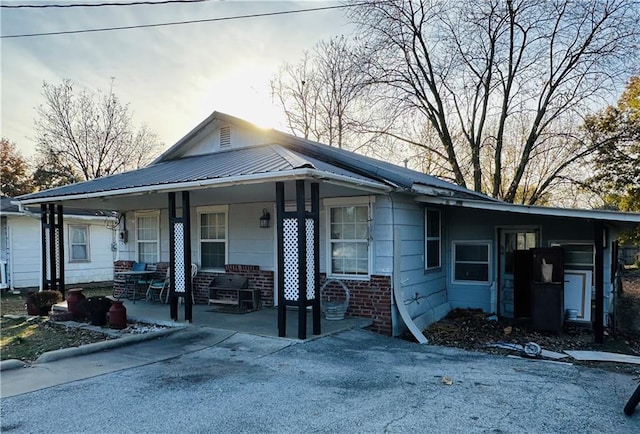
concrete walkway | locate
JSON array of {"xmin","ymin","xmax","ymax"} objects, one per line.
[{"xmin": 1, "ymin": 328, "xmax": 638, "ymax": 433}]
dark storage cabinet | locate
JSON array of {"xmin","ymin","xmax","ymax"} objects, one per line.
[
  {"xmin": 530, "ymin": 282, "xmax": 564, "ymax": 331},
  {"xmin": 529, "ymin": 248, "xmax": 565, "ymax": 332}
]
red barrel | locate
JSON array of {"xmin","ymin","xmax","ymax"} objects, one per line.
[
  {"xmin": 66, "ymin": 288, "xmax": 86, "ymax": 320},
  {"xmin": 109, "ymin": 300, "xmax": 127, "ymax": 329}
]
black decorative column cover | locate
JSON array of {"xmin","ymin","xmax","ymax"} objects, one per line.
[
  {"xmin": 276, "ymin": 180, "xmax": 320, "ymax": 339},
  {"xmin": 168, "ymin": 191, "xmax": 193, "ymax": 322},
  {"xmin": 40, "ymin": 204, "xmax": 65, "ymax": 297}
]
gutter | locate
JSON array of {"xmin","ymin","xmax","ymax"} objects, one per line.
[
  {"xmin": 416, "ymin": 196, "xmax": 640, "ymax": 223},
  {"xmin": 15, "ymin": 168, "xmax": 392, "ymax": 206}
]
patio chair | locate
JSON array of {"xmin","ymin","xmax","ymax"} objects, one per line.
[{"xmin": 146, "ymin": 268, "xmax": 170, "ymax": 303}]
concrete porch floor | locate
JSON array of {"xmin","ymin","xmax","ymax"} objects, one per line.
[{"xmin": 119, "ymin": 300, "xmax": 373, "ymax": 341}]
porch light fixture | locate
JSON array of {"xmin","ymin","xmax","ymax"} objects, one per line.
[{"xmin": 259, "ymin": 208, "xmax": 271, "ymax": 228}]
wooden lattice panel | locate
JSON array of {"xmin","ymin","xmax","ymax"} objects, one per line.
[{"xmin": 173, "ymin": 222, "xmax": 185, "ymax": 293}]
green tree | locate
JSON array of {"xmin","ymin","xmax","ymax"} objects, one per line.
[
  {"xmin": 585, "ymin": 76, "xmax": 640, "ymax": 243},
  {"xmin": 0, "ymin": 138, "xmax": 33, "ymax": 197},
  {"xmin": 34, "ymin": 78, "xmax": 162, "ymax": 181},
  {"xmin": 586, "ymin": 76, "xmax": 640, "ymax": 211}
]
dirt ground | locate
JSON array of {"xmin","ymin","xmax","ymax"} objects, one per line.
[{"xmin": 422, "ymin": 271, "xmax": 640, "ymax": 376}]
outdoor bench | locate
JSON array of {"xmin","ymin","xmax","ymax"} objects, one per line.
[{"xmin": 208, "ymin": 274, "xmax": 260, "ymax": 310}]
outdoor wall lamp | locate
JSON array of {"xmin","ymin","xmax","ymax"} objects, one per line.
[{"xmin": 259, "ymin": 208, "xmax": 271, "ymax": 228}]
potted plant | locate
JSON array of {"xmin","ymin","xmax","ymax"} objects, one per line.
[
  {"xmin": 25, "ymin": 290, "xmax": 63, "ymax": 316},
  {"xmin": 78, "ymin": 296, "xmax": 113, "ymax": 326}
]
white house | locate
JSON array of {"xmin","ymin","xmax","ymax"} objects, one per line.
[
  {"xmin": 0, "ymin": 196, "xmax": 116, "ymax": 290},
  {"xmin": 14, "ymin": 112, "xmax": 640, "ymax": 341}
]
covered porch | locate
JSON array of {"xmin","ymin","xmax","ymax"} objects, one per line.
[{"xmin": 120, "ymin": 301, "xmax": 373, "ymax": 340}]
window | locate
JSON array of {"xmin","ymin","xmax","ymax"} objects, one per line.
[
  {"xmin": 551, "ymin": 242, "xmax": 594, "ymax": 270},
  {"xmin": 329, "ymin": 205, "xmax": 369, "ymax": 276},
  {"xmin": 199, "ymin": 206, "xmax": 227, "ymax": 269},
  {"xmin": 425, "ymin": 209, "xmax": 441, "ymax": 269},
  {"xmin": 69, "ymin": 225, "xmax": 89, "ymax": 262},
  {"xmin": 453, "ymin": 241, "xmax": 491, "ymax": 283},
  {"xmin": 136, "ymin": 213, "xmax": 159, "ymax": 263}
]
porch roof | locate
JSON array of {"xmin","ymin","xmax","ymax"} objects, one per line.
[
  {"xmin": 14, "ymin": 144, "xmax": 392, "ymax": 205},
  {"xmin": 416, "ymin": 196, "xmax": 640, "ymax": 225}
]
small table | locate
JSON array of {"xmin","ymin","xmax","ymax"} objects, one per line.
[{"xmin": 115, "ymin": 270, "xmax": 154, "ymax": 303}]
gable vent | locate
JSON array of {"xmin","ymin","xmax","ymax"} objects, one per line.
[{"xmin": 220, "ymin": 126, "xmax": 231, "ymax": 148}]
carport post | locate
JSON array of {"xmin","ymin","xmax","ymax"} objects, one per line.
[
  {"xmin": 276, "ymin": 182, "xmax": 286, "ymax": 337},
  {"xmin": 40, "ymin": 203, "xmax": 65, "ymax": 296},
  {"xmin": 168, "ymin": 191, "xmax": 193, "ymax": 322},
  {"xmin": 593, "ymin": 220, "xmax": 604, "ymax": 344}
]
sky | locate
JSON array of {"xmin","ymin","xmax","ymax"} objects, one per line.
[{"xmin": 0, "ymin": 0, "xmax": 354, "ymax": 159}]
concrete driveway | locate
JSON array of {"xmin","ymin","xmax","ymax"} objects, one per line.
[{"xmin": 1, "ymin": 328, "xmax": 638, "ymax": 433}]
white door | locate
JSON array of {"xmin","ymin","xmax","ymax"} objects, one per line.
[{"xmin": 564, "ymin": 270, "xmax": 592, "ymax": 321}]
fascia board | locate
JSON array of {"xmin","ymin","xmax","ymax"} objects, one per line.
[
  {"xmin": 416, "ymin": 196, "xmax": 640, "ymax": 223},
  {"xmin": 15, "ymin": 168, "xmax": 391, "ymax": 206}
]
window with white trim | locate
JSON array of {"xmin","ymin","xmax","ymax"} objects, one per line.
[
  {"xmin": 453, "ymin": 241, "xmax": 491, "ymax": 283},
  {"xmin": 136, "ymin": 213, "xmax": 159, "ymax": 263},
  {"xmin": 425, "ymin": 209, "xmax": 441, "ymax": 269},
  {"xmin": 198, "ymin": 206, "xmax": 227, "ymax": 270},
  {"xmin": 329, "ymin": 204, "xmax": 369, "ymax": 276},
  {"xmin": 69, "ymin": 224, "xmax": 89, "ymax": 262}
]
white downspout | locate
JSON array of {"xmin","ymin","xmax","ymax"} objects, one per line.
[{"xmin": 393, "ymin": 226, "xmax": 428, "ymax": 344}]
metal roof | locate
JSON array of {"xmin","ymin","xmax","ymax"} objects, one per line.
[
  {"xmin": 16, "ymin": 144, "xmax": 390, "ymax": 202},
  {"xmin": 1, "ymin": 196, "xmax": 116, "ymax": 219}
]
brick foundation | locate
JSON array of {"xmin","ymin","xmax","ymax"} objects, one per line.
[
  {"xmin": 112, "ymin": 261, "xmax": 392, "ymax": 335},
  {"xmin": 320, "ymin": 274, "xmax": 392, "ymax": 335}
]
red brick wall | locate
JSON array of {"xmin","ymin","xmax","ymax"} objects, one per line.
[
  {"xmin": 192, "ymin": 264, "xmax": 275, "ymax": 306},
  {"xmin": 320, "ymin": 274, "xmax": 392, "ymax": 335},
  {"xmin": 112, "ymin": 261, "xmax": 392, "ymax": 335}
]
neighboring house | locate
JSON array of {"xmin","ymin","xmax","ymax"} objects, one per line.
[
  {"xmin": 0, "ymin": 196, "xmax": 116, "ymax": 290},
  {"xmin": 14, "ymin": 112, "xmax": 640, "ymax": 341}
]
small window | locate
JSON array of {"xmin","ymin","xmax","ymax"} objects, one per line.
[
  {"xmin": 453, "ymin": 241, "xmax": 491, "ymax": 283},
  {"xmin": 329, "ymin": 205, "xmax": 369, "ymax": 276},
  {"xmin": 220, "ymin": 126, "xmax": 231, "ymax": 148},
  {"xmin": 69, "ymin": 225, "xmax": 89, "ymax": 262},
  {"xmin": 136, "ymin": 213, "xmax": 159, "ymax": 263},
  {"xmin": 199, "ymin": 207, "xmax": 227, "ymax": 269},
  {"xmin": 425, "ymin": 209, "xmax": 441, "ymax": 269}
]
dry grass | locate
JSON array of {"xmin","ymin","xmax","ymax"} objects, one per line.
[{"xmin": 0, "ymin": 285, "xmax": 115, "ymax": 363}]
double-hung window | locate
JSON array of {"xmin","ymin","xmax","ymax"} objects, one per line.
[
  {"xmin": 198, "ymin": 206, "xmax": 227, "ymax": 270},
  {"xmin": 69, "ymin": 224, "xmax": 89, "ymax": 262},
  {"xmin": 136, "ymin": 213, "xmax": 159, "ymax": 263},
  {"xmin": 453, "ymin": 241, "xmax": 491, "ymax": 283},
  {"xmin": 328, "ymin": 203, "xmax": 369, "ymax": 277},
  {"xmin": 425, "ymin": 209, "xmax": 441, "ymax": 269}
]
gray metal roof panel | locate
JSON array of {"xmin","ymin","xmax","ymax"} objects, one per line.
[
  {"xmin": 16, "ymin": 145, "xmax": 382, "ymax": 201},
  {"xmin": 271, "ymin": 131, "xmax": 498, "ymax": 201}
]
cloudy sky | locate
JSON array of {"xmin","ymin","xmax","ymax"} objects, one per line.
[{"xmin": 1, "ymin": 0, "xmax": 354, "ymax": 158}]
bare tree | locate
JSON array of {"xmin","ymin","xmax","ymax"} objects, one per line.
[
  {"xmin": 349, "ymin": 0, "xmax": 640, "ymax": 204},
  {"xmin": 34, "ymin": 79, "xmax": 162, "ymax": 181},
  {"xmin": 271, "ymin": 36, "xmax": 385, "ymax": 150}
]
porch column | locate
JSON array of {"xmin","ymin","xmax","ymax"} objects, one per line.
[
  {"xmin": 593, "ymin": 220, "xmax": 604, "ymax": 344},
  {"xmin": 40, "ymin": 204, "xmax": 65, "ymax": 297},
  {"xmin": 168, "ymin": 191, "xmax": 193, "ymax": 322},
  {"xmin": 276, "ymin": 181, "xmax": 321, "ymax": 339}
]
